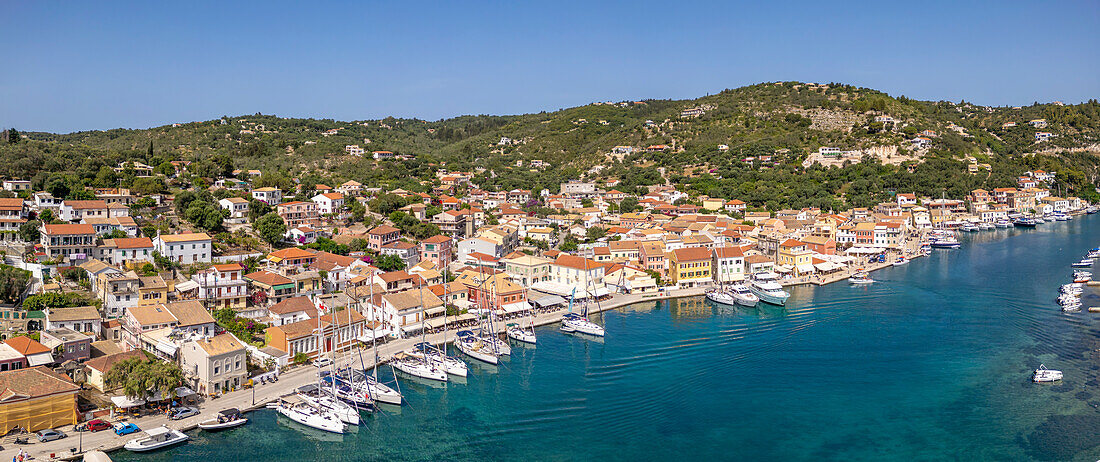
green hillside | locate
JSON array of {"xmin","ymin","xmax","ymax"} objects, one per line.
[{"xmin": 3, "ymin": 81, "xmax": 1100, "ymax": 210}]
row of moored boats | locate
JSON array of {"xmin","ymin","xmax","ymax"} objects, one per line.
[{"xmin": 705, "ymin": 272, "xmax": 791, "ymax": 307}]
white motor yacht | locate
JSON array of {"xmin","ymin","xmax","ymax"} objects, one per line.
[
  {"xmin": 123, "ymin": 426, "xmax": 189, "ymax": 452},
  {"xmin": 1073, "ymin": 271, "xmax": 1092, "ymax": 283},
  {"xmin": 849, "ymin": 272, "xmax": 874, "ymax": 284},
  {"xmin": 274, "ymin": 400, "xmax": 346, "ymax": 434},
  {"xmin": 729, "ymin": 283, "xmax": 759, "ymax": 307},
  {"xmin": 979, "ymin": 222, "xmax": 996, "ymax": 230},
  {"xmin": 390, "ymin": 353, "xmax": 448, "ymax": 382},
  {"xmin": 296, "ymin": 384, "xmax": 362, "ymax": 425},
  {"xmin": 455, "ymin": 330, "xmax": 500, "ymax": 364},
  {"xmin": 408, "ymin": 342, "xmax": 469, "ymax": 377},
  {"xmin": 1071, "ymin": 258, "xmax": 1093, "ymax": 268},
  {"xmin": 561, "ymin": 312, "xmax": 606, "ymax": 336},
  {"xmin": 1032, "ymin": 364, "xmax": 1063, "ymax": 382},
  {"xmin": 198, "ymin": 408, "xmax": 248, "ymax": 431},
  {"xmin": 748, "ymin": 272, "xmax": 791, "ymax": 305}
]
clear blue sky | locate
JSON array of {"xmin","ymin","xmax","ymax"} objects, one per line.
[{"xmin": 2, "ymin": 1, "xmax": 1098, "ymax": 133}]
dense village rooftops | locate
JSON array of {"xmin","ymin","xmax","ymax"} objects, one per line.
[
  {"xmin": 43, "ymin": 223, "xmax": 95, "ymax": 235},
  {"xmin": 158, "ymin": 232, "xmax": 211, "ymax": 242}
]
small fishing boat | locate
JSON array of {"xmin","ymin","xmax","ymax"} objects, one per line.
[
  {"xmin": 455, "ymin": 330, "xmax": 500, "ymax": 364},
  {"xmin": 892, "ymin": 257, "xmax": 908, "ymax": 266},
  {"xmin": 197, "ymin": 408, "xmax": 248, "ymax": 431},
  {"xmin": 705, "ymin": 288, "xmax": 737, "ymax": 306},
  {"xmin": 273, "ymin": 400, "xmax": 346, "ymax": 434},
  {"xmin": 407, "ymin": 342, "xmax": 469, "ymax": 377},
  {"xmin": 560, "ymin": 312, "xmax": 606, "ymax": 336},
  {"xmin": 729, "ymin": 283, "xmax": 759, "ymax": 307},
  {"xmin": 1073, "ymin": 271, "xmax": 1092, "ymax": 283},
  {"xmin": 390, "ymin": 352, "xmax": 448, "ymax": 382},
  {"xmin": 1071, "ymin": 259, "xmax": 1093, "ymax": 268},
  {"xmin": 123, "ymin": 426, "xmax": 189, "ymax": 452},
  {"xmin": 849, "ymin": 272, "xmax": 874, "ymax": 284},
  {"xmin": 1032, "ymin": 364, "xmax": 1063, "ymax": 382}
]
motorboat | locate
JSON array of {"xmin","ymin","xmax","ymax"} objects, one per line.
[
  {"xmin": 729, "ymin": 283, "xmax": 759, "ymax": 307},
  {"xmin": 454, "ymin": 330, "xmax": 500, "ymax": 364},
  {"xmin": 979, "ymin": 222, "xmax": 996, "ymax": 230},
  {"xmin": 477, "ymin": 330, "xmax": 512, "ymax": 355},
  {"xmin": 748, "ymin": 272, "xmax": 790, "ymax": 305},
  {"xmin": 960, "ymin": 223, "xmax": 980, "ymax": 232},
  {"xmin": 337, "ymin": 368, "xmax": 402, "ymax": 406},
  {"xmin": 123, "ymin": 426, "xmax": 189, "ymax": 452},
  {"xmin": 197, "ymin": 408, "xmax": 248, "ymax": 431},
  {"xmin": 705, "ymin": 289, "xmax": 737, "ymax": 306},
  {"xmin": 1032, "ymin": 364, "xmax": 1063, "ymax": 382},
  {"xmin": 390, "ymin": 352, "xmax": 448, "ymax": 382},
  {"xmin": 930, "ymin": 236, "xmax": 961, "ymax": 249},
  {"xmin": 408, "ymin": 342, "xmax": 469, "ymax": 377},
  {"xmin": 892, "ymin": 256, "xmax": 908, "ymax": 266},
  {"xmin": 849, "ymin": 272, "xmax": 874, "ymax": 284},
  {"xmin": 1013, "ymin": 217, "xmax": 1038, "ymax": 228},
  {"xmin": 1054, "ymin": 213, "xmax": 1071, "ymax": 221},
  {"xmin": 296, "ymin": 384, "xmax": 362, "ymax": 425},
  {"xmin": 994, "ymin": 219, "xmax": 1012, "ymax": 228},
  {"xmin": 1073, "ymin": 271, "xmax": 1092, "ymax": 283},
  {"xmin": 1071, "ymin": 259, "xmax": 1093, "ymax": 268},
  {"xmin": 274, "ymin": 400, "xmax": 346, "ymax": 434},
  {"xmin": 506, "ymin": 323, "xmax": 537, "ymax": 344},
  {"xmin": 560, "ymin": 312, "xmax": 606, "ymax": 336},
  {"xmin": 1060, "ymin": 284, "xmax": 1083, "ymax": 295}
]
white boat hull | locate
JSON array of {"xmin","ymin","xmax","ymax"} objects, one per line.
[
  {"xmin": 705, "ymin": 291, "xmax": 737, "ymax": 306},
  {"xmin": 123, "ymin": 429, "xmax": 189, "ymax": 452},
  {"xmin": 391, "ymin": 359, "xmax": 448, "ymax": 382},
  {"xmin": 749, "ymin": 286, "xmax": 789, "ymax": 306},
  {"xmin": 364, "ymin": 378, "xmax": 403, "ymax": 405},
  {"xmin": 507, "ymin": 327, "xmax": 537, "ymax": 344},
  {"xmin": 407, "ymin": 350, "xmax": 469, "ymax": 377},
  {"xmin": 561, "ymin": 317, "xmax": 605, "ymax": 337},
  {"xmin": 197, "ymin": 418, "xmax": 248, "ymax": 431},
  {"xmin": 277, "ymin": 404, "xmax": 346, "ymax": 434},
  {"xmin": 455, "ymin": 338, "xmax": 500, "ymax": 364},
  {"xmin": 298, "ymin": 393, "xmax": 361, "ymax": 425}
]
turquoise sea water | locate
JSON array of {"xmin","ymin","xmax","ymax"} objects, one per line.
[{"xmin": 115, "ymin": 218, "xmax": 1100, "ymax": 461}]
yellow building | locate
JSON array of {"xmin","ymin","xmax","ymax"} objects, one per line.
[
  {"xmin": 701, "ymin": 197, "xmax": 724, "ymax": 211},
  {"xmin": 778, "ymin": 239, "xmax": 814, "ymax": 274},
  {"xmin": 0, "ymin": 367, "xmax": 80, "ymax": 433},
  {"xmin": 668, "ymin": 246, "xmax": 713, "ymax": 289},
  {"xmin": 138, "ymin": 275, "xmax": 168, "ymax": 307}
]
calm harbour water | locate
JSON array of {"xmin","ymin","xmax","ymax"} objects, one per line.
[{"xmin": 116, "ymin": 218, "xmax": 1100, "ymax": 461}]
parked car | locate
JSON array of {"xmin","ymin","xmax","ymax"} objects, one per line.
[
  {"xmin": 114, "ymin": 423, "xmax": 140, "ymax": 436},
  {"xmin": 84, "ymin": 419, "xmax": 113, "ymax": 432},
  {"xmin": 169, "ymin": 406, "xmax": 200, "ymax": 420},
  {"xmin": 35, "ymin": 429, "xmax": 66, "ymax": 442},
  {"xmin": 314, "ymin": 356, "xmax": 333, "ymax": 367}
]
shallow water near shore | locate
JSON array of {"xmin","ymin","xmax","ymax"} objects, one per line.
[{"xmin": 115, "ymin": 218, "xmax": 1100, "ymax": 461}]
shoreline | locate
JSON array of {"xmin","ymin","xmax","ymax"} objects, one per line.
[{"xmin": 16, "ymin": 221, "xmax": 1075, "ymax": 461}]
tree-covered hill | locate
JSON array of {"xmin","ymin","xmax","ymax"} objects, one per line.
[{"xmin": 3, "ymin": 81, "xmax": 1099, "ymax": 209}]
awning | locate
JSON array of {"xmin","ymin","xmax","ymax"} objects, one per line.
[
  {"xmin": 357, "ymin": 328, "xmax": 390, "ymax": 342},
  {"xmin": 174, "ymin": 386, "xmax": 197, "ymax": 397},
  {"xmin": 154, "ymin": 340, "xmax": 178, "ymax": 356},
  {"xmin": 531, "ymin": 294, "xmax": 566, "ymax": 308},
  {"xmin": 592, "ymin": 287, "xmax": 610, "ymax": 298},
  {"xmin": 425, "ymin": 317, "xmax": 449, "ymax": 329},
  {"xmin": 400, "ymin": 322, "xmax": 425, "ymax": 335},
  {"xmin": 774, "ymin": 265, "xmax": 793, "ymax": 273},
  {"xmin": 502, "ymin": 301, "xmax": 532, "ymax": 313},
  {"xmin": 175, "ymin": 280, "xmax": 199, "ymax": 292},
  {"xmin": 815, "ymin": 261, "xmax": 843, "ymax": 272},
  {"xmin": 846, "ymin": 247, "xmax": 883, "ymax": 254},
  {"xmin": 455, "ymin": 313, "xmax": 478, "ymax": 322},
  {"xmin": 111, "ymin": 396, "xmax": 145, "ymax": 408},
  {"xmin": 424, "ymin": 306, "xmax": 446, "ymax": 316},
  {"xmin": 26, "ymin": 352, "xmax": 53, "ymax": 367},
  {"xmin": 795, "ymin": 263, "xmax": 815, "ymax": 274}
]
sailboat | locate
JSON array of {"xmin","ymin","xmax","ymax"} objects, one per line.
[
  {"xmin": 507, "ymin": 286, "xmax": 537, "ymax": 344},
  {"xmin": 350, "ymin": 281, "xmax": 404, "ymax": 405},
  {"xmin": 475, "ymin": 268, "xmax": 511, "ymax": 355},
  {"xmin": 392, "ymin": 281, "xmax": 449, "ymax": 382},
  {"xmin": 272, "ymin": 398, "xmax": 346, "ymax": 434},
  {"xmin": 295, "ymin": 384, "xmax": 361, "ymax": 425},
  {"xmin": 560, "ymin": 256, "xmax": 606, "ymax": 337},
  {"xmin": 455, "ymin": 330, "xmax": 500, "ymax": 364},
  {"xmin": 317, "ymin": 298, "xmax": 371, "ymax": 416},
  {"xmin": 407, "ymin": 342, "xmax": 469, "ymax": 377}
]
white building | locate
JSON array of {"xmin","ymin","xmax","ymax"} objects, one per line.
[
  {"xmin": 311, "ymin": 192, "xmax": 345, "ymax": 215},
  {"xmin": 154, "ymin": 233, "xmax": 212, "ymax": 264},
  {"xmin": 218, "ymin": 197, "xmax": 249, "ymax": 220},
  {"xmin": 713, "ymin": 246, "xmax": 746, "ymax": 283},
  {"xmin": 251, "ymin": 187, "xmax": 282, "ymax": 206}
]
